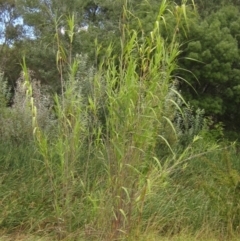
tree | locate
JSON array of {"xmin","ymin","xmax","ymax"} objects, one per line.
[
  {"xmin": 0, "ymin": 0, "xmax": 26, "ymax": 86},
  {"xmin": 13, "ymin": 0, "xmax": 125, "ymax": 89},
  {"xmin": 0, "ymin": 0, "xmax": 23, "ymax": 45},
  {"xmin": 13, "ymin": 0, "xmax": 166, "ymax": 88},
  {"xmin": 0, "ymin": 0, "xmax": 198, "ymax": 93},
  {"xmin": 178, "ymin": 5, "xmax": 240, "ymax": 131}
]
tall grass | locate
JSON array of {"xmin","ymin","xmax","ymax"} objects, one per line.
[{"xmin": 1, "ymin": 1, "xmax": 240, "ymax": 241}]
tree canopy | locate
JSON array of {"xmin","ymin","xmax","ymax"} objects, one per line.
[
  {"xmin": 1, "ymin": 0, "xmax": 240, "ymax": 133},
  {"xmin": 178, "ymin": 5, "xmax": 240, "ymax": 131}
]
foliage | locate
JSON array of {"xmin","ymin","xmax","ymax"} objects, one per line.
[
  {"xmin": 178, "ymin": 5, "xmax": 240, "ymax": 131},
  {"xmin": 16, "ymin": 0, "xmax": 124, "ymax": 67},
  {"xmin": 0, "ymin": 0, "xmax": 24, "ymax": 45},
  {"xmin": 0, "ymin": 69, "xmax": 53, "ymax": 144},
  {"xmin": 0, "ymin": 72, "xmax": 11, "ymax": 107}
]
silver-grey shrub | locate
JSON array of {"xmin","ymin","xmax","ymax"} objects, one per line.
[{"xmin": 0, "ymin": 70, "xmax": 54, "ymax": 144}]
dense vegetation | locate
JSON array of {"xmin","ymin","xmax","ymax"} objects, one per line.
[{"xmin": 1, "ymin": 0, "xmax": 240, "ymax": 240}]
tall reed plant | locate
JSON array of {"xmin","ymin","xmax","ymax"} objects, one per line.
[
  {"xmin": 84, "ymin": 1, "xmax": 207, "ymax": 240},
  {"xmin": 17, "ymin": 0, "xmax": 221, "ymax": 240}
]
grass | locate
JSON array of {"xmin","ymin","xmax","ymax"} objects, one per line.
[{"xmin": 1, "ymin": 232, "xmax": 240, "ymax": 241}]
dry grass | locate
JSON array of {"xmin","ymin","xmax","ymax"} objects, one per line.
[
  {"xmin": 0, "ymin": 234, "xmax": 50, "ymax": 241},
  {"xmin": 1, "ymin": 233, "xmax": 240, "ymax": 241}
]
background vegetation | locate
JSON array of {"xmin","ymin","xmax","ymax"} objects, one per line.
[{"xmin": 1, "ymin": 0, "xmax": 240, "ymax": 240}]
